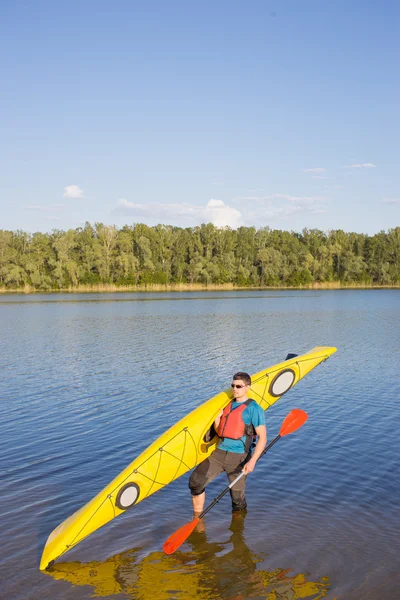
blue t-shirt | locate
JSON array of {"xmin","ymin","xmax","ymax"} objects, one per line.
[{"xmin": 217, "ymin": 399, "xmax": 266, "ymax": 453}]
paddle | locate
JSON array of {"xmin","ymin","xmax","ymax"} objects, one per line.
[{"xmin": 163, "ymin": 408, "xmax": 308, "ymax": 555}]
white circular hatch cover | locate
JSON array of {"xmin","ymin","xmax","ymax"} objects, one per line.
[
  {"xmin": 269, "ymin": 369, "xmax": 296, "ymax": 397},
  {"xmin": 116, "ymin": 483, "xmax": 140, "ymax": 510}
]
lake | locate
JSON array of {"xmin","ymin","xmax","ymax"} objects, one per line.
[{"xmin": 1, "ymin": 290, "xmax": 399, "ymax": 599}]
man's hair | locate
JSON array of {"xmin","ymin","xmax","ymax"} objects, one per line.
[{"xmin": 233, "ymin": 372, "xmax": 251, "ymax": 386}]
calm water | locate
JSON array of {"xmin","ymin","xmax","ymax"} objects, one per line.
[{"xmin": 1, "ymin": 290, "xmax": 399, "ymax": 600}]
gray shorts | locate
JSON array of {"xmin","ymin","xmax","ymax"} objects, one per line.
[{"xmin": 189, "ymin": 448, "xmax": 250, "ymax": 510}]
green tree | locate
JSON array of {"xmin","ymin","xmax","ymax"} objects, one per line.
[
  {"xmin": 257, "ymin": 247, "xmax": 283, "ymax": 285},
  {"xmin": 95, "ymin": 223, "xmax": 117, "ymax": 282}
]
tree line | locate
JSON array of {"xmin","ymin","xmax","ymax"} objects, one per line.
[{"xmin": 0, "ymin": 223, "xmax": 399, "ymax": 290}]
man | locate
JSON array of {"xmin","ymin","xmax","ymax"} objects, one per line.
[{"xmin": 189, "ymin": 372, "xmax": 267, "ymax": 513}]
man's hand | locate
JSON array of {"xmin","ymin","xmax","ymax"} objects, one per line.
[{"xmin": 243, "ymin": 458, "xmax": 257, "ymax": 474}]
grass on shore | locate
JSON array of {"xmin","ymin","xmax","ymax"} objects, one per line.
[{"xmin": 1, "ymin": 282, "xmax": 400, "ymax": 294}]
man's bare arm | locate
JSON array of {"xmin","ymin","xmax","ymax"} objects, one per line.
[{"xmin": 243, "ymin": 424, "xmax": 267, "ymax": 474}]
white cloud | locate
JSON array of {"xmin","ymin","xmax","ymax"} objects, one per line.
[
  {"xmin": 382, "ymin": 197, "xmax": 400, "ymax": 205},
  {"xmin": 112, "ymin": 193, "xmax": 329, "ymax": 229},
  {"xmin": 63, "ymin": 184, "xmax": 84, "ymax": 198},
  {"xmin": 113, "ymin": 198, "xmax": 242, "ymax": 228},
  {"xmin": 24, "ymin": 205, "xmax": 64, "ymax": 213},
  {"xmin": 236, "ymin": 194, "xmax": 328, "ymax": 219},
  {"xmin": 206, "ymin": 199, "xmax": 242, "ymax": 227},
  {"xmin": 312, "ymin": 175, "xmax": 330, "ymax": 180},
  {"xmin": 343, "ymin": 163, "xmax": 376, "ymax": 169},
  {"xmin": 303, "ymin": 167, "xmax": 326, "ymax": 173},
  {"xmin": 239, "ymin": 193, "xmax": 325, "ymax": 205}
]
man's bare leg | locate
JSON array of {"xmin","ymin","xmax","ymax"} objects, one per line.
[
  {"xmin": 192, "ymin": 493, "xmax": 206, "ymax": 532},
  {"xmin": 192, "ymin": 491, "xmax": 205, "ymax": 514}
]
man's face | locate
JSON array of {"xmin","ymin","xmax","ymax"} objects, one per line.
[{"xmin": 231, "ymin": 379, "xmax": 249, "ymax": 401}]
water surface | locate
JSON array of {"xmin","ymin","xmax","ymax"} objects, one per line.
[{"xmin": 1, "ymin": 290, "xmax": 399, "ymax": 599}]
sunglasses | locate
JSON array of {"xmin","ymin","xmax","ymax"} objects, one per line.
[{"xmin": 231, "ymin": 383, "xmax": 246, "ymax": 389}]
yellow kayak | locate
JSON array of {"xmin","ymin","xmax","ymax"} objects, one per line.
[{"xmin": 40, "ymin": 346, "xmax": 336, "ymax": 570}]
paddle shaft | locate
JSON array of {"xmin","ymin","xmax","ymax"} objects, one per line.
[{"xmin": 198, "ymin": 433, "xmax": 282, "ymax": 519}]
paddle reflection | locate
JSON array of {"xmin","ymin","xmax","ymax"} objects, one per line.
[{"xmin": 46, "ymin": 513, "xmax": 330, "ymax": 599}]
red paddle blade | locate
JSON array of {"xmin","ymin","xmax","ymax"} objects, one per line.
[
  {"xmin": 279, "ymin": 408, "xmax": 308, "ymax": 437},
  {"xmin": 163, "ymin": 517, "xmax": 201, "ymax": 555}
]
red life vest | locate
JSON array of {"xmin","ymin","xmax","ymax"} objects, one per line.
[{"xmin": 217, "ymin": 399, "xmax": 254, "ymax": 440}]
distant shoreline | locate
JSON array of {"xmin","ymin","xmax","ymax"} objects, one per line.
[{"xmin": 1, "ymin": 282, "xmax": 400, "ymax": 294}]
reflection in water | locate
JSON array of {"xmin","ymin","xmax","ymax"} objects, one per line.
[{"xmin": 46, "ymin": 513, "xmax": 331, "ymax": 599}]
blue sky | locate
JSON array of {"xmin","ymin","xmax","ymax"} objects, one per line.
[{"xmin": 1, "ymin": 0, "xmax": 399, "ymax": 235}]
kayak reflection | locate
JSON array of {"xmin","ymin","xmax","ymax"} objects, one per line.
[{"xmin": 46, "ymin": 513, "xmax": 330, "ymax": 599}]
